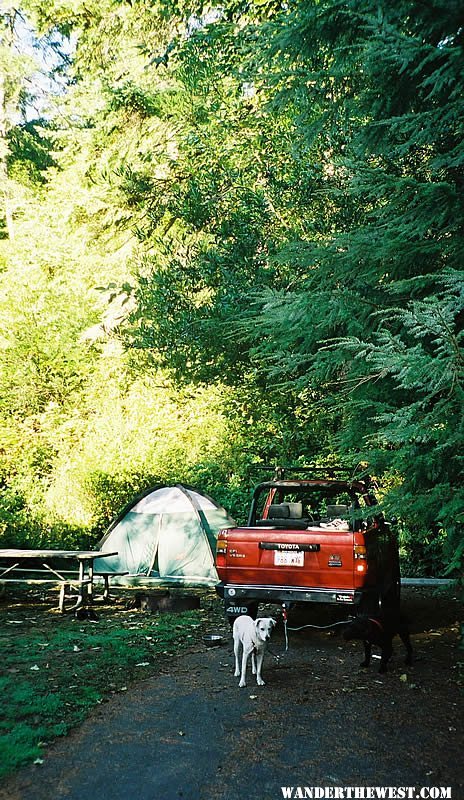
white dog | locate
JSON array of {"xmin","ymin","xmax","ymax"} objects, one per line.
[{"xmin": 233, "ymin": 615, "xmax": 277, "ymax": 687}]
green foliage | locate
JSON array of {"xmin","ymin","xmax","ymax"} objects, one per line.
[
  {"xmin": 7, "ymin": 120, "xmax": 57, "ymax": 186},
  {"xmin": 0, "ymin": 0, "xmax": 462, "ymax": 574},
  {"xmin": 0, "ymin": 486, "xmax": 92, "ymax": 549},
  {"xmin": 0, "ymin": 489, "xmax": 34, "ymax": 548},
  {"xmin": 108, "ymin": 82, "xmax": 163, "ymax": 118},
  {"xmin": 399, "ymin": 524, "xmax": 449, "ymax": 579},
  {"xmin": 225, "ymin": 0, "xmax": 464, "ymax": 572}
]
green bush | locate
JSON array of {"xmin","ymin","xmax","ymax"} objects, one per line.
[
  {"xmin": 83, "ymin": 470, "xmax": 163, "ymax": 536},
  {"xmin": 399, "ymin": 524, "xmax": 448, "ymax": 578},
  {"xmin": 0, "ymin": 489, "xmax": 40, "ymax": 548},
  {"xmin": 0, "ymin": 487, "xmax": 93, "ymax": 549}
]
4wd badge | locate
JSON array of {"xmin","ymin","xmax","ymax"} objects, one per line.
[
  {"xmin": 328, "ymin": 554, "xmax": 342, "ymax": 567},
  {"xmin": 226, "ymin": 606, "xmax": 250, "ymax": 615}
]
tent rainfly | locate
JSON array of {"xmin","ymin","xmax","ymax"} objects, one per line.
[{"xmin": 93, "ymin": 484, "xmax": 235, "ymax": 586}]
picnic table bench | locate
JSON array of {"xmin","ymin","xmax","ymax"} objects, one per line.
[{"xmin": 95, "ymin": 571, "xmax": 129, "ymax": 601}]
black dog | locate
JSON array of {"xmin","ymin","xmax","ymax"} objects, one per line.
[{"xmin": 343, "ymin": 612, "xmax": 413, "ymax": 673}]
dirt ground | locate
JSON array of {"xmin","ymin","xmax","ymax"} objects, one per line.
[{"xmin": 2, "ymin": 586, "xmax": 463, "ymax": 800}]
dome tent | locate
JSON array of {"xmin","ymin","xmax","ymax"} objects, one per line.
[{"xmin": 94, "ymin": 484, "xmax": 235, "ymax": 586}]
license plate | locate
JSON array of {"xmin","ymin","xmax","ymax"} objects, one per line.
[{"xmin": 274, "ymin": 551, "xmax": 304, "ymax": 567}]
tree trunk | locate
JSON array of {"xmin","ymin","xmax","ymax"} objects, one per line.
[
  {"xmin": 0, "ymin": 6, "xmax": 16, "ymax": 240},
  {"xmin": 0, "ymin": 67, "xmax": 14, "ymax": 239}
]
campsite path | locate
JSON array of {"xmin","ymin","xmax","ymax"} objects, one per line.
[{"xmin": 2, "ymin": 589, "xmax": 463, "ymax": 800}]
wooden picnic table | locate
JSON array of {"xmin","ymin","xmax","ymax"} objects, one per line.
[{"xmin": 0, "ymin": 549, "xmax": 118, "ymax": 612}]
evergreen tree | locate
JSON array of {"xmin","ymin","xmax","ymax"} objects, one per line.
[
  {"xmin": 0, "ymin": 3, "xmax": 32, "ymax": 238},
  {"xmin": 235, "ymin": 0, "xmax": 464, "ymax": 571}
]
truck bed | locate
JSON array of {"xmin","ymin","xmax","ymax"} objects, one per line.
[{"xmin": 219, "ymin": 525, "xmax": 358, "ymax": 590}]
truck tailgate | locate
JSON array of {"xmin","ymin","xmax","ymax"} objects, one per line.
[{"xmin": 222, "ymin": 526, "xmax": 355, "ymax": 590}]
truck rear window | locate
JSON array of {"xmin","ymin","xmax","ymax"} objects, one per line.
[{"xmin": 252, "ymin": 486, "xmax": 367, "ymax": 530}]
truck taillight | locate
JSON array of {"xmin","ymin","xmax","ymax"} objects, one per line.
[
  {"xmin": 216, "ymin": 530, "xmax": 228, "ymax": 554},
  {"xmin": 354, "ymin": 544, "xmax": 367, "ymax": 574}
]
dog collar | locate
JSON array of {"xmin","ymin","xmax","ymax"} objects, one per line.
[{"xmin": 368, "ymin": 617, "xmax": 384, "ymax": 632}]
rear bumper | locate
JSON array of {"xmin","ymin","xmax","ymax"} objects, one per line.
[{"xmin": 215, "ymin": 582, "xmax": 363, "ymax": 606}]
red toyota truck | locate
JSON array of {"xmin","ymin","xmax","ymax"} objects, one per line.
[{"xmin": 215, "ymin": 469, "xmax": 400, "ymax": 623}]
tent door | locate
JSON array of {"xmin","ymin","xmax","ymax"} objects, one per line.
[{"xmin": 145, "ymin": 513, "xmax": 162, "ymax": 575}]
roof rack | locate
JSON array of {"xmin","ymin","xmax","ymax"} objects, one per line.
[{"xmin": 257, "ymin": 464, "xmax": 370, "ymax": 482}]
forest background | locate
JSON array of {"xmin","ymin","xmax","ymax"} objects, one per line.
[{"xmin": 0, "ymin": 0, "xmax": 462, "ymax": 577}]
